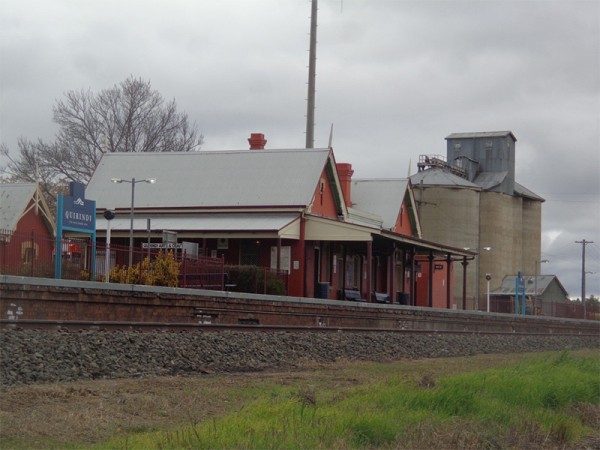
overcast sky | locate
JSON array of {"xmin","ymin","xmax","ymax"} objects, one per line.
[{"xmin": 1, "ymin": 0, "xmax": 599, "ymax": 297}]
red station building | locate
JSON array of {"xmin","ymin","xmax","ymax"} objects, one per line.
[
  {"xmin": 0, "ymin": 183, "xmax": 56, "ymax": 275},
  {"xmin": 87, "ymin": 134, "xmax": 473, "ymax": 307}
]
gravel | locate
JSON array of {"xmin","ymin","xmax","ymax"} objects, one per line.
[{"xmin": 1, "ymin": 329, "xmax": 598, "ymax": 388}]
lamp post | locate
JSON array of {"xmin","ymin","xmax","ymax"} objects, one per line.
[
  {"xmin": 486, "ymin": 273, "xmax": 492, "ymax": 312},
  {"xmin": 533, "ymin": 259, "xmax": 549, "ymax": 315},
  {"xmin": 465, "ymin": 246, "xmax": 491, "ymax": 310},
  {"xmin": 111, "ymin": 177, "xmax": 156, "ymax": 267},
  {"xmin": 103, "ymin": 209, "xmax": 115, "ymax": 282}
]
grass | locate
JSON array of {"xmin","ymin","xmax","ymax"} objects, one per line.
[{"xmin": 88, "ymin": 350, "xmax": 599, "ymax": 450}]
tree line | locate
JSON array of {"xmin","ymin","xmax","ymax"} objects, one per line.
[{"xmin": 1, "ymin": 76, "xmax": 203, "ymax": 211}]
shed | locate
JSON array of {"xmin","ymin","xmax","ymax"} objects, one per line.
[{"xmin": 489, "ymin": 274, "xmax": 570, "ymax": 315}]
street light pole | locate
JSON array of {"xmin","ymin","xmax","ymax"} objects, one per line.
[
  {"xmin": 469, "ymin": 246, "xmax": 491, "ymax": 311},
  {"xmin": 111, "ymin": 177, "xmax": 156, "ymax": 268},
  {"xmin": 534, "ymin": 259, "xmax": 549, "ymax": 315},
  {"xmin": 486, "ymin": 273, "xmax": 491, "ymax": 312},
  {"xmin": 103, "ymin": 209, "xmax": 115, "ymax": 282},
  {"xmin": 129, "ymin": 177, "xmax": 135, "ymax": 267}
]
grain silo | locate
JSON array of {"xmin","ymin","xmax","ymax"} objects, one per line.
[{"xmin": 411, "ymin": 131, "xmax": 544, "ymax": 310}]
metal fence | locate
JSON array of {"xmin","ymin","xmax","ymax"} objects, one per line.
[
  {"xmin": 2, "ymin": 230, "xmax": 595, "ymax": 316},
  {"xmin": 0, "ymin": 230, "xmax": 288, "ymax": 295},
  {"xmin": 490, "ymin": 297, "xmax": 598, "ymax": 321}
]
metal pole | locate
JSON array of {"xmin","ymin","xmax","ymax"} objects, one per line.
[
  {"xmin": 534, "ymin": 260, "xmax": 538, "ymax": 314},
  {"xmin": 582, "ymin": 244, "xmax": 586, "ymax": 319},
  {"xmin": 446, "ymin": 253, "xmax": 452, "ymax": 309},
  {"xmin": 147, "ymin": 218, "xmax": 151, "ymax": 261},
  {"xmin": 105, "ymin": 220, "xmax": 111, "ymax": 283},
  {"xmin": 575, "ymin": 239, "xmax": 592, "ymax": 319},
  {"xmin": 486, "ymin": 278, "xmax": 490, "ymax": 313},
  {"xmin": 582, "ymin": 241, "xmax": 586, "ymax": 316},
  {"xmin": 461, "ymin": 257, "xmax": 468, "ymax": 310},
  {"xmin": 427, "ymin": 251, "xmax": 433, "ymax": 308},
  {"xmin": 305, "ymin": 0, "xmax": 318, "ymax": 148},
  {"xmin": 475, "ymin": 252, "xmax": 480, "ymax": 310},
  {"xmin": 515, "ymin": 274, "xmax": 520, "ymax": 314},
  {"xmin": 129, "ymin": 177, "xmax": 135, "ymax": 267}
]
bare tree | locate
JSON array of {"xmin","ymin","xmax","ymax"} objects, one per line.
[
  {"xmin": 1, "ymin": 76, "xmax": 202, "ymax": 192},
  {"xmin": 1, "ymin": 140, "xmax": 68, "ymax": 215}
]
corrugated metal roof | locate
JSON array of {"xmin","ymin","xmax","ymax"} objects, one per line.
[
  {"xmin": 345, "ymin": 206, "xmax": 383, "ymax": 229},
  {"xmin": 410, "ymin": 167, "xmax": 480, "ymax": 188},
  {"xmin": 351, "ymin": 179, "xmax": 408, "ymax": 229},
  {"xmin": 0, "ymin": 183, "xmax": 37, "ymax": 231},
  {"xmin": 473, "ymin": 171, "xmax": 508, "ymax": 190},
  {"xmin": 489, "ymin": 275, "xmax": 567, "ymax": 297},
  {"xmin": 514, "ymin": 182, "xmax": 545, "ymax": 202},
  {"xmin": 96, "ymin": 213, "xmax": 300, "ymax": 233},
  {"xmin": 445, "ymin": 131, "xmax": 517, "ymax": 141},
  {"xmin": 86, "ymin": 149, "xmax": 331, "ymax": 209}
]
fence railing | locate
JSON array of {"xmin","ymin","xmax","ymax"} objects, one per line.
[
  {"xmin": 0, "ymin": 230, "xmax": 288, "ymax": 295},
  {"xmin": 490, "ymin": 297, "xmax": 598, "ymax": 321},
  {"xmin": 1, "ymin": 230, "xmax": 595, "ymax": 317}
]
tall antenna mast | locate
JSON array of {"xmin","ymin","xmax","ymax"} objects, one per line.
[{"xmin": 305, "ymin": 0, "xmax": 318, "ymax": 148}]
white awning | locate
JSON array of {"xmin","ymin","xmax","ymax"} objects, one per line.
[
  {"xmin": 304, "ymin": 215, "xmax": 374, "ymax": 242},
  {"xmin": 95, "ymin": 213, "xmax": 301, "ymax": 239}
]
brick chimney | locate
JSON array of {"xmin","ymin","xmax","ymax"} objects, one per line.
[
  {"xmin": 336, "ymin": 163, "xmax": 354, "ymax": 207},
  {"xmin": 248, "ymin": 133, "xmax": 267, "ymax": 150}
]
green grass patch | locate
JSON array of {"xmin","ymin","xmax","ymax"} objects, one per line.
[{"xmin": 94, "ymin": 351, "xmax": 599, "ymax": 449}]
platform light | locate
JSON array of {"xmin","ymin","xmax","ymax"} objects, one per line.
[{"xmin": 110, "ymin": 177, "xmax": 156, "ymax": 266}]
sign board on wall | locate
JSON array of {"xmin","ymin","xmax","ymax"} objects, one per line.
[
  {"xmin": 270, "ymin": 246, "xmax": 291, "ymax": 272},
  {"xmin": 142, "ymin": 243, "xmax": 183, "ymax": 249}
]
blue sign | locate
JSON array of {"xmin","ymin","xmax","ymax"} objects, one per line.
[
  {"xmin": 62, "ymin": 182, "xmax": 96, "ymax": 232},
  {"xmin": 55, "ymin": 181, "xmax": 96, "ymax": 279}
]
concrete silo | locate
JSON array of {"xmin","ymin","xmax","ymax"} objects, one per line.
[
  {"xmin": 411, "ymin": 167, "xmax": 481, "ymax": 309},
  {"xmin": 411, "ymin": 131, "xmax": 544, "ymax": 310}
]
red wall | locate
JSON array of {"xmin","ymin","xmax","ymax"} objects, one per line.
[
  {"xmin": 308, "ymin": 169, "xmax": 339, "ymax": 219},
  {"xmin": 14, "ymin": 201, "xmax": 52, "ymax": 237},
  {"xmin": 288, "ymin": 239, "xmax": 305, "ymax": 297},
  {"xmin": 414, "ymin": 258, "xmax": 454, "ymax": 308},
  {"xmin": 394, "ymin": 197, "xmax": 415, "ymax": 236},
  {"xmin": 3, "ymin": 201, "xmax": 54, "ymax": 269}
]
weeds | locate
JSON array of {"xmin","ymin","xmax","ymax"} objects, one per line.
[
  {"xmin": 93, "ymin": 351, "xmax": 599, "ymax": 449},
  {"xmin": 3, "ymin": 350, "xmax": 597, "ymax": 449}
]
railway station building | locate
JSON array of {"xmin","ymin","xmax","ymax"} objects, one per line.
[{"xmin": 86, "ymin": 133, "xmax": 473, "ymax": 307}]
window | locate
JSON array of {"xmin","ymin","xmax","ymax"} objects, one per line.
[
  {"xmin": 21, "ymin": 242, "xmax": 38, "ymax": 264},
  {"xmin": 353, "ymin": 255, "xmax": 362, "ymax": 289},
  {"xmin": 240, "ymin": 240, "xmax": 260, "ymax": 266}
]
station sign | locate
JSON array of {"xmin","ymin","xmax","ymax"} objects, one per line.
[
  {"xmin": 62, "ymin": 182, "xmax": 96, "ymax": 232},
  {"xmin": 55, "ymin": 181, "xmax": 96, "ymax": 279},
  {"xmin": 142, "ymin": 243, "xmax": 182, "ymax": 249}
]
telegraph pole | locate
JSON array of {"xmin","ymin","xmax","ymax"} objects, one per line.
[{"xmin": 575, "ymin": 239, "xmax": 593, "ymax": 319}]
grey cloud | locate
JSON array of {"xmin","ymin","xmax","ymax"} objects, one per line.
[{"xmin": 1, "ymin": 0, "xmax": 598, "ymax": 296}]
